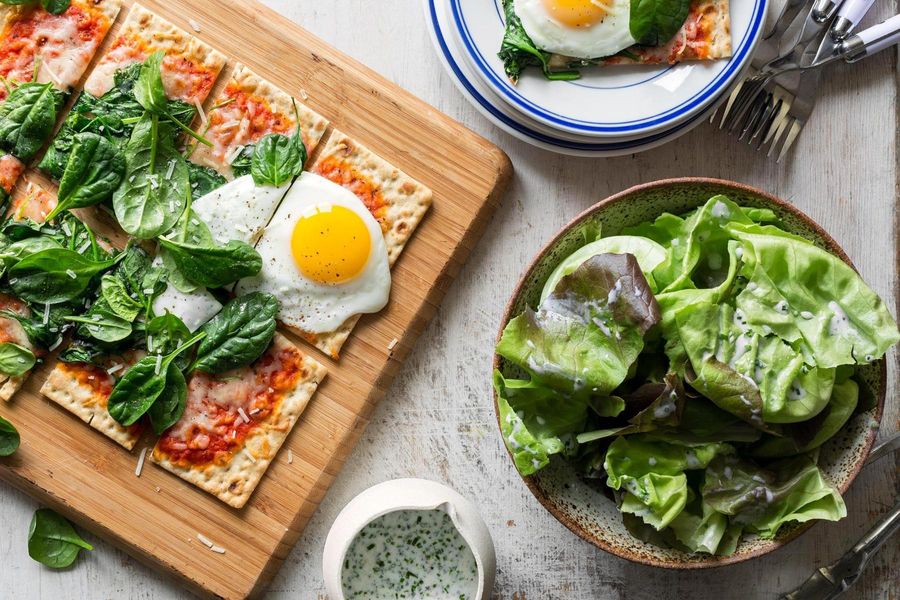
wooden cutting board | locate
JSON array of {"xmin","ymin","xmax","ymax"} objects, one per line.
[{"xmin": 0, "ymin": 1, "xmax": 511, "ymax": 598}]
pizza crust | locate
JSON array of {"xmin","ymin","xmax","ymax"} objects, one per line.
[
  {"xmin": 40, "ymin": 359, "xmax": 143, "ymax": 450},
  {"xmin": 299, "ymin": 130, "xmax": 433, "ymax": 358},
  {"xmin": 151, "ymin": 335, "xmax": 327, "ymax": 508},
  {"xmin": 83, "ymin": 3, "xmax": 225, "ymax": 102},
  {"xmin": 189, "ymin": 64, "xmax": 329, "ymax": 178}
]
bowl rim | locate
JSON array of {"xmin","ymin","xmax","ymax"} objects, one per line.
[{"xmin": 491, "ymin": 177, "xmax": 887, "ymax": 570}]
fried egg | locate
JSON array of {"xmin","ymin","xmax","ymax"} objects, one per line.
[
  {"xmin": 236, "ymin": 172, "xmax": 391, "ymax": 334},
  {"xmin": 515, "ymin": 0, "xmax": 637, "ymax": 59}
]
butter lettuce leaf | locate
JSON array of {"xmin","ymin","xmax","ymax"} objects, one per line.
[
  {"xmin": 497, "ymin": 253, "xmax": 659, "ymax": 396},
  {"xmin": 703, "ymin": 454, "xmax": 846, "ymax": 539},
  {"xmin": 605, "ymin": 436, "xmax": 730, "ymax": 529}
]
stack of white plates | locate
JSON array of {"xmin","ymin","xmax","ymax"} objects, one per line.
[{"xmin": 425, "ymin": 0, "xmax": 769, "ymax": 156}]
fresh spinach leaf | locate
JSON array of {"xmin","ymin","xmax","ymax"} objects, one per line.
[
  {"xmin": 0, "ymin": 81, "xmax": 65, "ymax": 161},
  {"xmin": 187, "ymin": 162, "xmax": 226, "ymax": 199},
  {"xmin": 112, "ymin": 113, "xmax": 190, "ymax": 239},
  {"xmin": 0, "ymin": 305, "xmax": 67, "ymax": 349},
  {"xmin": 46, "ymin": 133, "xmax": 125, "ymax": 221},
  {"xmin": 229, "ymin": 143, "xmax": 254, "ymax": 178},
  {"xmin": 146, "ymin": 362, "xmax": 187, "ymax": 435},
  {"xmin": 58, "ymin": 342, "xmax": 106, "ymax": 366},
  {"xmin": 146, "ymin": 311, "xmax": 191, "ymax": 370},
  {"xmin": 497, "ymin": 0, "xmax": 580, "ymax": 82},
  {"xmin": 0, "ymin": 415, "xmax": 20, "ymax": 456},
  {"xmin": 40, "ymin": 0, "xmax": 70, "ymax": 14},
  {"xmin": 157, "ymin": 235, "xmax": 262, "ymax": 289},
  {"xmin": 629, "ymin": 0, "xmax": 692, "ymax": 46},
  {"xmin": 10, "ymin": 248, "xmax": 119, "ymax": 304},
  {"xmin": 107, "ymin": 330, "xmax": 204, "ymax": 426},
  {"xmin": 100, "ymin": 274, "xmax": 142, "ymax": 321},
  {"xmin": 28, "ymin": 509, "xmax": 93, "ymax": 569},
  {"xmin": 65, "ymin": 309, "xmax": 132, "ymax": 343},
  {"xmin": 192, "ymin": 292, "xmax": 278, "ymax": 374},
  {"xmin": 0, "ymin": 341, "xmax": 36, "ymax": 376},
  {"xmin": 250, "ymin": 129, "xmax": 305, "ymax": 187},
  {"xmin": 0, "ymin": 236, "xmax": 61, "ymax": 273}
]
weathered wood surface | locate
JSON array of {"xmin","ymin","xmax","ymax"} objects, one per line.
[{"xmin": 1, "ymin": 0, "xmax": 897, "ymax": 598}]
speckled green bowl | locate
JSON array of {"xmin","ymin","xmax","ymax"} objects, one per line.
[{"xmin": 492, "ymin": 178, "xmax": 886, "ymax": 569}]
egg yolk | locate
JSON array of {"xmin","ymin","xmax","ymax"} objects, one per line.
[
  {"xmin": 291, "ymin": 205, "xmax": 371, "ymax": 284},
  {"xmin": 541, "ymin": 0, "xmax": 608, "ymax": 28}
]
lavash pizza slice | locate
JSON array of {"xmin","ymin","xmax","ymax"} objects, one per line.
[
  {"xmin": 151, "ymin": 333, "xmax": 326, "ymax": 508},
  {"xmin": 0, "ymin": 0, "xmax": 121, "ymax": 195},
  {"xmin": 187, "ymin": 63, "xmax": 329, "ymax": 179},
  {"xmin": 238, "ymin": 130, "xmax": 432, "ymax": 359},
  {"xmin": 38, "ymin": 3, "xmax": 226, "ymax": 179}
]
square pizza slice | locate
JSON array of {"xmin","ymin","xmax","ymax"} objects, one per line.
[
  {"xmin": 187, "ymin": 63, "xmax": 329, "ymax": 179},
  {"xmin": 151, "ymin": 334, "xmax": 326, "ymax": 508},
  {"xmin": 239, "ymin": 130, "xmax": 432, "ymax": 359}
]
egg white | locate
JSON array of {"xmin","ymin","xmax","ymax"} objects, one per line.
[
  {"xmin": 235, "ymin": 172, "xmax": 391, "ymax": 334},
  {"xmin": 514, "ymin": 0, "xmax": 637, "ymax": 59},
  {"xmin": 192, "ymin": 174, "xmax": 291, "ymax": 247}
]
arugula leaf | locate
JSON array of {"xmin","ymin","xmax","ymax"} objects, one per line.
[
  {"xmin": 10, "ymin": 248, "xmax": 119, "ymax": 304},
  {"xmin": 630, "ymin": 0, "xmax": 692, "ymax": 46},
  {"xmin": 46, "ymin": 133, "xmax": 125, "ymax": 221},
  {"xmin": 28, "ymin": 509, "xmax": 93, "ymax": 569},
  {"xmin": 497, "ymin": 0, "xmax": 580, "ymax": 83},
  {"xmin": 107, "ymin": 330, "xmax": 204, "ymax": 426},
  {"xmin": 0, "ymin": 341, "xmax": 36, "ymax": 376},
  {"xmin": 192, "ymin": 292, "xmax": 278, "ymax": 374},
  {"xmin": 158, "ymin": 235, "xmax": 261, "ymax": 289},
  {"xmin": 65, "ymin": 309, "xmax": 132, "ymax": 343},
  {"xmin": 112, "ymin": 113, "xmax": 190, "ymax": 239},
  {"xmin": 0, "ymin": 81, "xmax": 65, "ymax": 161},
  {"xmin": 0, "ymin": 415, "xmax": 20, "ymax": 456},
  {"xmin": 146, "ymin": 362, "xmax": 187, "ymax": 435}
]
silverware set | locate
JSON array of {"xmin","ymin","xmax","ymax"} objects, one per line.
[{"xmin": 712, "ymin": 0, "xmax": 900, "ymax": 161}]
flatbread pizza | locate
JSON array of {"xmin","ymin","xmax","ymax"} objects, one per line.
[
  {"xmin": 151, "ymin": 334, "xmax": 326, "ymax": 508},
  {"xmin": 188, "ymin": 64, "xmax": 329, "ymax": 178}
]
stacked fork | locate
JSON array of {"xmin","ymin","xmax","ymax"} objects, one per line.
[{"xmin": 713, "ymin": 0, "xmax": 900, "ymax": 161}]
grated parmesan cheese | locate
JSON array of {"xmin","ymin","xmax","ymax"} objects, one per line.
[
  {"xmin": 43, "ymin": 303, "xmax": 50, "ymax": 325},
  {"xmin": 249, "ymin": 408, "xmax": 260, "ymax": 416},
  {"xmin": 210, "ymin": 545, "xmax": 226, "ymax": 554},
  {"xmin": 225, "ymin": 144, "xmax": 245, "ymax": 165},
  {"xmin": 244, "ymin": 451, "xmax": 256, "ymax": 463},
  {"xmin": 48, "ymin": 337, "xmax": 63, "ymax": 352},
  {"xmin": 66, "ymin": 269, "xmax": 77, "ymax": 279},
  {"xmin": 196, "ymin": 533, "xmax": 214, "ymax": 548},
  {"xmin": 107, "ymin": 363, "xmax": 123, "ymax": 375},
  {"xmin": 299, "ymin": 88, "xmax": 309, "ymax": 101},
  {"xmin": 135, "ymin": 447, "xmax": 148, "ymax": 477},
  {"xmin": 287, "ymin": 449, "xmax": 293, "ymax": 464},
  {"xmin": 238, "ymin": 407, "xmax": 250, "ymax": 423},
  {"xmin": 387, "ymin": 337, "xmax": 399, "ymax": 350},
  {"xmin": 188, "ymin": 18, "xmax": 201, "ymax": 32},
  {"xmin": 154, "ymin": 354, "xmax": 163, "ymax": 375},
  {"xmin": 193, "ymin": 98, "xmax": 208, "ymax": 126}
]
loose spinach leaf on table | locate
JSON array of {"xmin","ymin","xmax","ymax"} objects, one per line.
[
  {"xmin": 28, "ymin": 508, "xmax": 93, "ymax": 569},
  {"xmin": 107, "ymin": 331, "xmax": 204, "ymax": 426},
  {"xmin": 192, "ymin": 292, "xmax": 278, "ymax": 374},
  {"xmin": 10, "ymin": 247, "xmax": 119, "ymax": 304},
  {"xmin": 112, "ymin": 113, "xmax": 190, "ymax": 239},
  {"xmin": 0, "ymin": 415, "xmax": 20, "ymax": 456},
  {"xmin": 0, "ymin": 81, "xmax": 65, "ymax": 161},
  {"xmin": 0, "ymin": 341, "xmax": 36, "ymax": 376},
  {"xmin": 146, "ymin": 362, "xmax": 187, "ymax": 434},
  {"xmin": 157, "ymin": 235, "xmax": 262, "ymax": 289},
  {"xmin": 46, "ymin": 133, "xmax": 126, "ymax": 220}
]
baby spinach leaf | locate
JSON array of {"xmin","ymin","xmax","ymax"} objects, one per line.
[
  {"xmin": 0, "ymin": 236, "xmax": 62, "ymax": 273},
  {"xmin": 41, "ymin": 0, "xmax": 70, "ymax": 14},
  {"xmin": 107, "ymin": 330, "xmax": 204, "ymax": 426},
  {"xmin": 99, "ymin": 274, "xmax": 142, "ymax": 321},
  {"xmin": 28, "ymin": 509, "xmax": 93, "ymax": 569},
  {"xmin": 133, "ymin": 51, "xmax": 168, "ymax": 114},
  {"xmin": 0, "ymin": 415, "xmax": 20, "ymax": 456},
  {"xmin": 0, "ymin": 342, "xmax": 36, "ymax": 376},
  {"xmin": 497, "ymin": 0, "xmax": 580, "ymax": 82},
  {"xmin": 65, "ymin": 310, "xmax": 132, "ymax": 343},
  {"xmin": 47, "ymin": 133, "xmax": 126, "ymax": 221},
  {"xmin": 9, "ymin": 248, "xmax": 119, "ymax": 304},
  {"xmin": 629, "ymin": 0, "xmax": 692, "ymax": 46},
  {"xmin": 112, "ymin": 113, "xmax": 190, "ymax": 239},
  {"xmin": 147, "ymin": 362, "xmax": 187, "ymax": 435},
  {"xmin": 192, "ymin": 292, "xmax": 278, "ymax": 374},
  {"xmin": 187, "ymin": 162, "xmax": 227, "ymax": 199},
  {"xmin": 229, "ymin": 143, "xmax": 254, "ymax": 178},
  {"xmin": 0, "ymin": 81, "xmax": 65, "ymax": 161},
  {"xmin": 250, "ymin": 132, "xmax": 305, "ymax": 187},
  {"xmin": 157, "ymin": 236, "xmax": 262, "ymax": 289},
  {"xmin": 146, "ymin": 312, "xmax": 191, "ymax": 370}
]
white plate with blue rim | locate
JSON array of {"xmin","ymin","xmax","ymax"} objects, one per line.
[
  {"xmin": 445, "ymin": 0, "xmax": 767, "ymax": 139},
  {"xmin": 423, "ymin": 0, "xmax": 740, "ymax": 156}
]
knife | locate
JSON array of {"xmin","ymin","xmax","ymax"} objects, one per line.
[
  {"xmin": 811, "ymin": 0, "xmax": 844, "ymax": 23},
  {"xmin": 831, "ymin": 0, "xmax": 876, "ymax": 38},
  {"xmin": 840, "ymin": 13, "xmax": 900, "ymax": 60}
]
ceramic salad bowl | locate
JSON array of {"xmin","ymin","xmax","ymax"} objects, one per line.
[{"xmin": 492, "ymin": 178, "xmax": 887, "ymax": 568}]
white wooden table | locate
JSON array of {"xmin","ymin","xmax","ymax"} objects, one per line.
[{"xmin": 1, "ymin": 1, "xmax": 898, "ymax": 598}]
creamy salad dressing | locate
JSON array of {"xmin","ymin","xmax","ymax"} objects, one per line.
[{"xmin": 341, "ymin": 509, "xmax": 479, "ymax": 599}]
